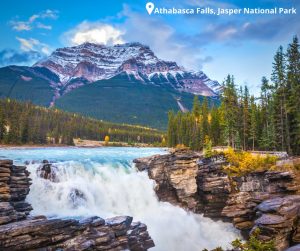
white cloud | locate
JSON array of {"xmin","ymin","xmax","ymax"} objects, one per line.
[
  {"xmin": 16, "ymin": 37, "xmax": 51, "ymax": 55},
  {"xmin": 29, "ymin": 14, "xmax": 39, "ymax": 23},
  {"xmin": 40, "ymin": 9, "xmax": 59, "ymax": 19},
  {"xmin": 218, "ymin": 27, "xmax": 238, "ymax": 39},
  {"xmin": 37, "ymin": 23, "xmax": 52, "ymax": 30},
  {"xmin": 10, "ymin": 9, "xmax": 58, "ymax": 32},
  {"xmin": 11, "ymin": 21, "xmax": 32, "ymax": 31},
  {"xmin": 62, "ymin": 6, "xmax": 209, "ymax": 71},
  {"xmin": 119, "ymin": 6, "xmax": 206, "ymax": 70},
  {"xmin": 62, "ymin": 21, "xmax": 125, "ymax": 46},
  {"xmin": 16, "ymin": 37, "xmax": 39, "ymax": 51}
]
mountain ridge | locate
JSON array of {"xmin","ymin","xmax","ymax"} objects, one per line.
[
  {"xmin": 0, "ymin": 42, "xmax": 221, "ymax": 129},
  {"xmin": 33, "ymin": 42, "xmax": 222, "ymax": 102}
]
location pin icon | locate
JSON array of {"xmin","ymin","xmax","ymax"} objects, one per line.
[{"xmin": 146, "ymin": 2, "xmax": 155, "ymax": 15}]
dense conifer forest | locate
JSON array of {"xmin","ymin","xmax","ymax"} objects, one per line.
[
  {"xmin": 0, "ymin": 99, "xmax": 163, "ymax": 145},
  {"xmin": 168, "ymin": 36, "xmax": 300, "ymax": 155}
]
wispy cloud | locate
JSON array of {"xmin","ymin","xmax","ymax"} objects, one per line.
[
  {"xmin": 185, "ymin": 15, "xmax": 300, "ymax": 47},
  {"xmin": 9, "ymin": 9, "xmax": 58, "ymax": 31},
  {"xmin": 16, "ymin": 37, "xmax": 51, "ymax": 55},
  {"xmin": 37, "ymin": 23, "xmax": 52, "ymax": 30},
  {"xmin": 10, "ymin": 21, "xmax": 32, "ymax": 31}
]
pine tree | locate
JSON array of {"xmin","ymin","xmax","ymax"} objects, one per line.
[
  {"xmin": 0, "ymin": 105, "xmax": 5, "ymax": 142},
  {"xmin": 249, "ymin": 96, "xmax": 257, "ymax": 150},
  {"xmin": 271, "ymin": 46, "xmax": 290, "ymax": 152},
  {"xmin": 242, "ymin": 86, "xmax": 250, "ymax": 150},
  {"xmin": 167, "ymin": 111, "xmax": 177, "ymax": 147},
  {"xmin": 201, "ymin": 97, "xmax": 209, "ymax": 141},
  {"xmin": 192, "ymin": 96, "xmax": 201, "ymax": 120},
  {"xmin": 222, "ymin": 75, "xmax": 239, "ymax": 148},
  {"xmin": 259, "ymin": 77, "xmax": 276, "ymax": 150},
  {"xmin": 286, "ymin": 36, "xmax": 300, "ymax": 154},
  {"xmin": 210, "ymin": 107, "xmax": 222, "ymax": 146}
]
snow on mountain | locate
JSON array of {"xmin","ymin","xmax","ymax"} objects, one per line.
[{"xmin": 34, "ymin": 42, "xmax": 222, "ymax": 96}]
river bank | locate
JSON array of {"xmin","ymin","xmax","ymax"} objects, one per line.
[{"xmin": 0, "ymin": 139, "xmax": 162, "ymax": 149}]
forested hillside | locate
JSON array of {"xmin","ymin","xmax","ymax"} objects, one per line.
[
  {"xmin": 168, "ymin": 36, "xmax": 300, "ymax": 155},
  {"xmin": 0, "ymin": 99, "xmax": 163, "ymax": 145},
  {"xmin": 54, "ymin": 73, "xmax": 216, "ymax": 130}
]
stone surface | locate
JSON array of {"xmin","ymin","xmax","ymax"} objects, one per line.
[
  {"xmin": 0, "ymin": 216, "xmax": 153, "ymax": 251},
  {"xmin": 134, "ymin": 149, "xmax": 201, "ymax": 210},
  {"xmin": 254, "ymin": 196, "xmax": 300, "ymax": 250},
  {"xmin": 0, "ymin": 159, "xmax": 154, "ymax": 250},
  {"xmin": 134, "ymin": 150, "xmax": 300, "ymax": 251},
  {"xmin": 0, "ymin": 159, "xmax": 32, "ymax": 226}
]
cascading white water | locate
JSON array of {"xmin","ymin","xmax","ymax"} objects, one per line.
[{"xmin": 0, "ymin": 147, "xmax": 240, "ymax": 251}]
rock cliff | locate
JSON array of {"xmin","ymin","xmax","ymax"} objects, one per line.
[
  {"xmin": 134, "ymin": 149, "xmax": 300, "ymax": 251},
  {"xmin": 0, "ymin": 159, "xmax": 154, "ymax": 251}
]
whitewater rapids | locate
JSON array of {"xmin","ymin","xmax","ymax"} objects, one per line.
[{"xmin": 0, "ymin": 147, "xmax": 240, "ymax": 250}]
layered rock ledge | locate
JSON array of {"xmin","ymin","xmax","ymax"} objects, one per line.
[
  {"xmin": 134, "ymin": 149, "xmax": 300, "ymax": 251},
  {"xmin": 0, "ymin": 159, "xmax": 154, "ymax": 251}
]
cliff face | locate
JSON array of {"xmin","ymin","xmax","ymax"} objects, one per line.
[
  {"xmin": 134, "ymin": 150, "xmax": 200, "ymax": 210},
  {"xmin": 0, "ymin": 159, "xmax": 154, "ymax": 251},
  {"xmin": 134, "ymin": 149, "xmax": 300, "ymax": 251},
  {"xmin": 0, "ymin": 159, "xmax": 32, "ymax": 225}
]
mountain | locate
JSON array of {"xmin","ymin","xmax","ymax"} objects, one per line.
[{"xmin": 0, "ymin": 42, "xmax": 221, "ymax": 129}]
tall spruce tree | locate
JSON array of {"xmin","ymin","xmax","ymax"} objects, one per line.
[
  {"xmin": 259, "ymin": 77, "xmax": 276, "ymax": 150},
  {"xmin": 242, "ymin": 86, "xmax": 250, "ymax": 150},
  {"xmin": 286, "ymin": 36, "xmax": 300, "ymax": 154},
  {"xmin": 271, "ymin": 46, "xmax": 290, "ymax": 152},
  {"xmin": 0, "ymin": 105, "xmax": 5, "ymax": 142},
  {"xmin": 222, "ymin": 75, "xmax": 239, "ymax": 147},
  {"xmin": 201, "ymin": 97, "xmax": 209, "ymax": 140},
  {"xmin": 249, "ymin": 96, "xmax": 258, "ymax": 150}
]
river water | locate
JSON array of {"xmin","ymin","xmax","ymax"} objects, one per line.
[{"xmin": 0, "ymin": 147, "xmax": 239, "ymax": 250}]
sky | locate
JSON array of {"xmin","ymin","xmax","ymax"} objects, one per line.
[{"xmin": 0, "ymin": 0, "xmax": 299, "ymax": 95}]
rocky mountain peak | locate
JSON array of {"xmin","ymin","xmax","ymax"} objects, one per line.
[{"xmin": 34, "ymin": 42, "xmax": 222, "ymax": 96}]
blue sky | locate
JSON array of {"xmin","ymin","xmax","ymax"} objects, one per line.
[{"xmin": 0, "ymin": 0, "xmax": 299, "ymax": 95}]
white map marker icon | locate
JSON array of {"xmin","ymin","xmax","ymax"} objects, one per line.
[{"xmin": 146, "ymin": 2, "xmax": 154, "ymax": 15}]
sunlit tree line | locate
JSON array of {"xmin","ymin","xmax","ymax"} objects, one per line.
[
  {"xmin": 0, "ymin": 99, "xmax": 163, "ymax": 145},
  {"xmin": 168, "ymin": 36, "xmax": 300, "ymax": 155}
]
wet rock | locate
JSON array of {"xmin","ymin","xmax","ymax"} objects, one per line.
[
  {"xmin": 36, "ymin": 161, "xmax": 59, "ymax": 182},
  {"xmin": 68, "ymin": 188, "xmax": 87, "ymax": 208}
]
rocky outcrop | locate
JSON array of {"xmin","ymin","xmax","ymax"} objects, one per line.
[
  {"xmin": 0, "ymin": 159, "xmax": 154, "ymax": 250},
  {"xmin": 221, "ymin": 170, "xmax": 300, "ymax": 233},
  {"xmin": 0, "ymin": 215, "xmax": 153, "ymax": 251},
  {"xmin": 134, "ymin": 149, "xmax": 300, "ymax": 251},
  {"xmin": 254, "ymin": 196, "xmax": 300, "ymax": 250},
  {"xmin": 134, "ymin": 149, "xmax": 201, "ymax": 210},
  {"xmin": 0, "ymin": 159, "xmax": 32, "ymax": 225},
  {"xmin": 196, "ymin": 155, "xmax": 231, "ymax": 219}
]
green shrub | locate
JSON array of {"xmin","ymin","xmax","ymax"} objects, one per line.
[{"xmin": 203, "ymin": 228, "xmax": 276, "ymax": 251}]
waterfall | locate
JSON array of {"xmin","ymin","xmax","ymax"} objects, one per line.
[{"xmin": 0, "ymin": 147, "xmax": 239, "ymax": 250}]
